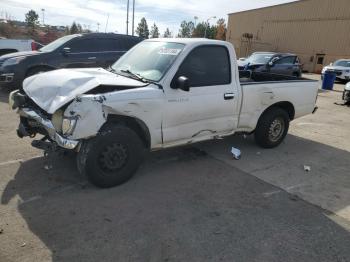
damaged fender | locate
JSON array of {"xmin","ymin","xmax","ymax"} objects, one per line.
[{"xmin": 64, "ymin": 95, "xmax": 108, "ymax": 140}]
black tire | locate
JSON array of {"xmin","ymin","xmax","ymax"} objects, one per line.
[
  {"xmin": 254, "ymin": 107, "xmax": 290, "ymax": 148},
  {"xmin": 77, "ymin": 124, "xmax": 145, "ymax": 188},
  {"xmin": 26, "ymin": 67, "xmax": 52, "ymax": 77}
]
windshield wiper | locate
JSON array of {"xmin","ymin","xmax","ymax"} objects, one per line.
[
  {"xmin": 120, "ymin": 69, "xmax": 149, "ymax": 83},
  {"xmin": 117, "ymin": 69, "xmax": 163, "ymax": 90}
]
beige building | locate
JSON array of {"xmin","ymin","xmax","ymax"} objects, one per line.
[{"xmin": 227, "ymin": 0, "xmax": 350, "ymax": 72}]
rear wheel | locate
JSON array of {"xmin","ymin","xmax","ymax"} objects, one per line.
[
  {"xmin": 254, "ymin": 107, "xmax": 290, "ymax": 148},
  {"xmin": 77, "ymin": 125, "xmax": 145, "ymax": 188}
]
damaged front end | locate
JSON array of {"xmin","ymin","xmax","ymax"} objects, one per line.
[{"xmin": 9, "ymin": 90, "xmax": 79, "ymax": 150}]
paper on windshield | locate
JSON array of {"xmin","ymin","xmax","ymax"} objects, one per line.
[{"xmin": 158, "ymin": 48, "xmax": 181, "ymax": 56}]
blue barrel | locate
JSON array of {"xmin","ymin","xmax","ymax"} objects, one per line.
[{"xmin": 322, "ymin": 71, "xmax": 336, "ymax": 90}]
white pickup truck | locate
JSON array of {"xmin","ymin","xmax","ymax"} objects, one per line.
[{"xmin": 9, "ymin": 39, "xmax": 318, "ymax": 188}]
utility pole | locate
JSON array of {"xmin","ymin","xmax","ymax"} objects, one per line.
[
  {"xmin": 105, "ymin": 14, "xmax": 109, "ymax": 33},
  {"xmin": 126, "ymin": 0, "xmax": 129, "ymax": 35},
  {"xmin": 204, "ymin": 16, "xmax": 216, "ymax": 38},
  {"xmin": 41, "ymin": 8, "xmax": 45, "ymax": 25},
  {"xmin": 132, "ymin": 0, "xmax": 135, "ymax": 36}
]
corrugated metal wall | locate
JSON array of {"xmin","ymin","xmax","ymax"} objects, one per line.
[{"xmin": 227, "ymin": 0, "xmax": 350, "ymax": 72}]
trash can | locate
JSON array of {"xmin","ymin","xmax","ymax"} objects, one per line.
[{"xmin": 322, "ymin": 71, "xmax": 336, "ymax": 90}]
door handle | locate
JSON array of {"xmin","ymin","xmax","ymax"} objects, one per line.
[
  {"xmin": 224, "ymin": 93, "xmax": 235, "ymax": 100},
  {"xmin": 88, "ymin": 57, "xmax": 96, "ymax": 60}
]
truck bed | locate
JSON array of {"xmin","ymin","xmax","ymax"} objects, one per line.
[
  {"xmin": 239, "ymin": 70, "xmax": 316, "ymax": 84},
  {"xmin": 237, "ymin": 70, "xmax": 319, "ymax": 132}
]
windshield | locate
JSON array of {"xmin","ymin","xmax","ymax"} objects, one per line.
[
  {"xmin": 248, "ymin": 53, "xmax": 275, "ymax": 64},
  {"xmin": 334, "ymin": 60, "xmax": 350, "ymax": 67},
  {"xmin": 112, "ymin": 41, "xmax": 185, "ymax": 82},
  {"xmin": 39, "ymin": 34, "xmax": 80, "ymax": 52}
]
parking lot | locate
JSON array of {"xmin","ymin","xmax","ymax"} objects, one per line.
[{"xmin": 0, "ymin": 75, "xmax": 350, "ymax": 262}]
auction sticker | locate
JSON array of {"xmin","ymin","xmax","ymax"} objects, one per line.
[{"xmin": 158, "ymin": 48, "xmax": 181, "ymax": 56}]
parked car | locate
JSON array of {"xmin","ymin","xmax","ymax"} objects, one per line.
[
  {"xmin": 343, "ymin": 82, "xmax": 350, "ymax": 104},
  {"xmin": 237, "ymin": 52, "xmax": 302, "ymax": 77},
  {"xmin": 322, "ymin": 59, "xmax": 350, "ymax": 83},
  {"xmin": 9, "ymin": 39, "xmax": 318, "ymax": 188},
  {"xmin": 0, "ymin": 33, "xmax": 143, "ymax": 90},
  {"xmin": 0, "ymin": 38, "xmax": 43, "ymax": 56}
]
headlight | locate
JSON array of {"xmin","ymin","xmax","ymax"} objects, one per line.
[
  {"xmin": 62, "ymin": 117, "xmax": 78, "ymax": 136},
  {"xmin": 2, "ymin": 56, "xmax": 26, "ymax": 67}
]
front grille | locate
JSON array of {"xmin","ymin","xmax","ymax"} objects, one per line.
[{"xmin": 326, "ymin": 69, "xmax": 342, "ymax": 76}]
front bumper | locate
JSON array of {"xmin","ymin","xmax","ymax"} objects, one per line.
[
  {"xmin": 343, "ymin": 90, "xmax": 350, "ymax": 102},
  {"xmin": 9, "ymin": 91, "xmax": 79, "ymax": 150},
  {"xmin": 17, "ymin": 108, "xmax": 79, "ymax": 150},
  {"xmin": 0, "ymin": 65, "xmax": 23, "ymax": 89}
]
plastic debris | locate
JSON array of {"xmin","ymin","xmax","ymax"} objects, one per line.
[
  {"xmin": 304, "ymin": 165, "xmax": 311, "ymax": 172},
  {"xmin": 44, "ymin": 164, "xmax": 53, "ymax": 170},
  {"xmin": 231, "ymin": 147, "xmax": 241, "ymax": 160},
  {"xmin": 20, "ymin": 243, "xmax": 26, "ymax": 247}
]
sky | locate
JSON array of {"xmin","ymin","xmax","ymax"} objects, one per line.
[{"xmin": 0, "ymin": 0, "xmax": 298, "ymax": 36}]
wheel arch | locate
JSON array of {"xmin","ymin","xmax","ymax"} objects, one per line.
[
  {"xmin": 25, "ymin": 65, "xmax": 56, "ymax": 77},
  {"xmin": 102, "ymin": 114, "xmax": 151, "ymax": 149},
  {"xmin": 261, "ymin": 101, "xmax": 295, "ymax": 121}
]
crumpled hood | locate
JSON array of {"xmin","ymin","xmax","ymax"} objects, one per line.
[{"xmin": 23, "ymin": 68, "xmax": 147, "ymax": 114}]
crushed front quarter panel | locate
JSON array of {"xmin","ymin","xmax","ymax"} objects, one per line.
[{"xmin": 23, "ymin": 68, "xmax": 147, "ymax": 114}]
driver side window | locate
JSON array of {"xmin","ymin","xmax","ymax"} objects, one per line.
[{"xmin": 172, "ymin": 45, "xmax": 231, "ymax": 88}]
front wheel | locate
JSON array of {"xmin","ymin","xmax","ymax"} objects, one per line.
[
  {"xmin": 77, "ymin": 125, "xmax": 145, "ymax": 188},
  {"xmin": 254, "ymin": 107, "xmax": 290, "ymax": 148}
]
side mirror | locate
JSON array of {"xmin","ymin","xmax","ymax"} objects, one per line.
[
  {"xmin": 268, "ymin": 61, "xmax": 274, "ymax": 67},
  {"xmin": 61, "ymin": 47, "xmax": 71, "ymax": 56},
  {"xmin": 175, "ymin": 76, "xmax": 190, "ymax": 92}
]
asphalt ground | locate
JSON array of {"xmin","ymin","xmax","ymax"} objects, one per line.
[{"xmin": 0, "ymin": 74, "xmax": 349, "ymax": 262}]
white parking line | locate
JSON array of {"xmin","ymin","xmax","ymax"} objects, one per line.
[
  {"xmin": 18, "ymin": 182, "xmax": 88, "ymax": 206},
  {"xmin": 0, "ymin": 155, "xmax": 43, "ymax": 167}
]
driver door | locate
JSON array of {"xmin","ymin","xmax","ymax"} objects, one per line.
[{"xmin": 162, "ymin": 45, "xmax": 239, "ymax": 145}]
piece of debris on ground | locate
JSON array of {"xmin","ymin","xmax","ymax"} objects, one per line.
[
  {"xmin": 304, "ymin": 165, "xmax": 311, "ymax": 172},
  {"xmin": 231, "ymin": 147, "xmax": 241, "ymax": 160}
]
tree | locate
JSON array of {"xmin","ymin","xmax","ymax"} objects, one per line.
[
  {"xmin": 192, "ymin": 22, "xmax": 206, "ymax": 38},
  {"xmin": 25, "ymin": 10, "xmax": 39, "ymax": 31},
  {"xmin": 163, "ymin": 28, "xmax": 172, "ymax": 38},
  {"xmin": 70, "ymin": 22, "xmax": 79, "ymax": 34},
  {"xmin": 178, "ymin": 20, "xmax": 194, "ymax": 38},
  {"xmin": 136, "ymin": 17, "xmax": 149, "ymax": 39},
  {"xmin": 150, "ymin": 23, "xmax": 160, "ymax": 38},
  {"xmin": 215, "ymin": 18, "xmax": 226, "ymax": 40}
]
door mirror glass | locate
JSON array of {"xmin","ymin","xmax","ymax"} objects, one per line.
[
  {"xmin": 61, "ymin": 47, "xmax": 71, "ymax": 55},
  {"xmin": 268, "ymin": 61, "xmax": 274, "ymax": 67},
  {"xmin": 175, "ymin": 76, "xmax": 190, "ymax": 92}
]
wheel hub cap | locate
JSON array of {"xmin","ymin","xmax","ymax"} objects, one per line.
[
  {"xmin": 268, "ymin": 118, "xmax": 285, "ymax": 142},
  {"xmin": 99, "ymin": 143, "xmax": 128, "ymax": 171}
]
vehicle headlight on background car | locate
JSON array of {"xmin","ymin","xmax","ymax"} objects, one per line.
[
  {"xmin": 2, "ymin": 56, "xmax": 26, "ymax": 67},
  {"xmin": 62, "ymin": 117, "xmax": 78, "ymax": 136}
]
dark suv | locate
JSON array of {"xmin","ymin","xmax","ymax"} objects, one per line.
[
  {"xmin": 0, "ymin": 33, "xmax": 142, "ymax": 90},
  {"xmin": 238, "ymin": 52, "xmax": 302, "ymax": 77}
]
